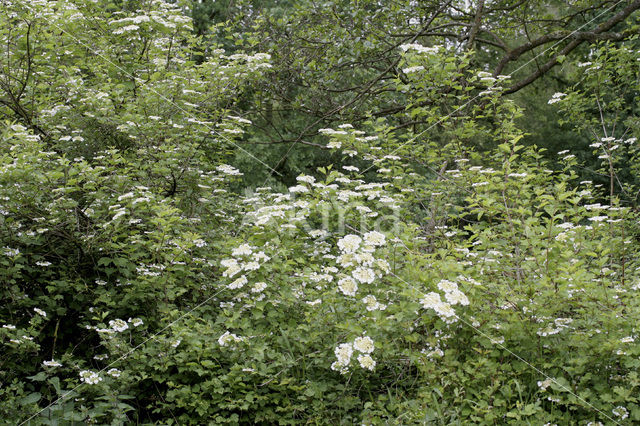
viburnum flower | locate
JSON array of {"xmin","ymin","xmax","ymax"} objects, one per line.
[
  {"xmin": 353, "ymin": 336, "xmax": 375, "ymax": 354},
  {"xmin": 612, "ymin": 406, "xmax": 629, "ymax": 420},
  {"xmin": 232, "ymin": 244, "xmax": 253, "ymax": 256},
  {"xmin": 403, "ymin": 65, "xmax": 424, "ymax": 74},
  {"xmin": 221, "ymin": 258, "xmax": 238, "ymax": 268},
  {"xmin": 330, "ymin": 361, "xmax": 349, "ymax": 374},
  {"xmin": 357, "ymin": 354, "xmax": 376, "ymax": 370},
  {"xmin": 319, "ymin": 128, "xmax": 346, "ymax": 135},
  {"xmin": 309, "ymin": 229, "xmax": 328, "ymax": 238},
  {"xmin": 363, "ymin": 231, "xmax": 386, "ymax": 246},
  {"xmin": 354, "ymin": 252, "xmax": 375, "ymax": 266},
  {"xmin": 79, "ymin": 370, "xmax": 102, "ymax": 385},
  {"xmin": 243, "ymin": 261, "xmax": 261, "ymax": 271},
  {"xmin": 337, "ymin": 235, "xmax": 361, "ymax": 253},
  {"xmin": 216, "ymin": 164, "xmax": 242, "ymax": 175},
  {"xmin": 338, "ymin": 277, "xmax": 358, "ymax": 297},
  {"xmin": 253, "ymin": 251, "xmax": 270, "ymax": 262},
  {"xmin": 218, "ymin": 331, "xmax": 242, "ymax": 346},
  {"xmin": 223, "ymin": 263, "xmax": 242, "ymax": 277},
  {"xmin": 537, "ymin": 378, "xmax": 552, "ymax": 391},
  {"xmin": 548, "ymin": 92, "xmax": 567, "ymax": 104},
  {"xmin": 43, "ymin": 359, "xmax": 62, "ymax": 368},
  {"xmin": 362, "ymin": 294, "xmax": 386, "ymax": 311},
  {"xmin": 434, "ymin": 302, "xmax": 456, "ymax": 319},
  {"xmin": 337, "ymin": 254, "xmax": 356, "ymax": 268},
  {"xmin": 444, "ymin": 290, "xmax": 469, "ymax": 306},
  {"xmin": 228, "ymin": 275, "xmax": 248, "ymax": 289},
  {"xmin": 128, "ymin": 318, "xmax": 144, "ymax": 327},
  {"xmin": 334, "ymin": 343, "xmax": 353, "ymax": 366},
  {"xmin": 437, "ymin": 279, "xmax": 458, "ymax": 293},
  {"xmin": 251, "ymin": 282, "xmax": 267, "ymax": 293},
  {"xmin": 399, "ymin": 43, "xmax": 440, "ymax": 54},
  {"xmin": 296, "ymin": 175, "xmax": 315, "ymax": 184},
  {"xmin": 352, "ymin": 267, "xmax": 375, "ymax": 284},
  {"xmin": 289, "ymin": 185, "xmax": 309, "ymax": 193},
  {"xmin": 109, "ymin": 319, "xmax": 129, "ymax": 332},
  {"xmin": 375, "ymin": 259, "xmax": 390, "ymax": 273},
  {"xmin": 420, "ymin": 292, "xmax": 442, "ymax": 309}
]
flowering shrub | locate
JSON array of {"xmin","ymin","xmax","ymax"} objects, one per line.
[{"xmin": 1, "ymin": 1, "xmax": 640, "ymax": 424}]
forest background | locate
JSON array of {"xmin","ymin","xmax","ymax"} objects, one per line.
[{"xmin": 1, "ymin": 0, "xmax": 640, "ymax": 424}]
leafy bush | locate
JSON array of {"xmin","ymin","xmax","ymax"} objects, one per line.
[{"xmin": 1, "ymin": 1, "xmax": 640, "ymax": 424}]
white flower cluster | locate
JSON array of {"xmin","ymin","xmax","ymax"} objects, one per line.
[
  {"xmin": 216, "ymin": 164, "xmax": 243, "ymax": 176},
  {"xmin": 128, "ymin": 317, "xmax": 144, "ymax": 327},
  {"xmin": 420, "ymin": 292, "xmax": 455, "ymax": 321},
  {"xmin": 537, "ymin": 378, "xmax": 553, "ymax": 391},
  {"xmin": 537, "ymin": 317, "xmax": 573, "ymax": 337},
  {"xmin": 109, "ymin": 319, "xmax": 129, "ymax": 332},
  {"xmin": 3, "ymin": 246, "xmax": 20, "ymax": 257},
  {"xmin": 335, "ymin": 232, "xmax": 389, "ymax": 297},
  {"xmin": 353, "ymin": 267, "xmax": 375, "ymax": 284},
  {"xmin": 218, "ymin": 330, "xmax": 243, "ymax": 347},
  {"xmin": 364, "ymin": 231, "xmax": 386, "ymax": 246},
  {"xmin": 226, "ymin": 52, "xmax": 272, "ymax": 70},
  {"xmin": 354, "ymin": 336, "xmax": 375, "ymax": 353},
  {"xmin": 548, "ymin": 92, "xmax": 567, "ymax": 104},
  {"xmin": 403, "ymin": 65, "xmax": 424, "ymax": 74},
  {"xmin": 251, "ymin": 282, "xmax": 267, "ymax": 293},
  {"xmin": 476, "ymin": 71, "xmax": 497, "ymax": 85},
  {"xmin": 235, "ymin": 169, "xmax": 402, "ymax": 319},
  {"xmin": 362, "ymin": 294, "xmax": 386, "ymax": 311},
  {"xmin": 331, "ymin": 343, "xmax": 353, "ymax": 374},
  {"xmin": 222, "ymin": 244, "xmax": 271, "ymax": 291},
  {"xmin": 248, "ymin": 193, "xmax": 306, "ymax": 226},
  {"xmin": 612, "ymin": 406, "xmax": 629, "ymax": 420},
  {"xmin": 79, "ymin": 370, "xmax": 102, "ymax": 385},
  {"xmin": 331, "ymin": 335, "xmax": 376, "ymax": 374},
  {"xmin": 317, "ymin": 124, "xmax": 376, "ymax": 150},
  {"xmin": 43, "ymin": 359, "xmax": 62, "ymax": 368},
  {"xmin": 113, "ymin": 24, "xmax": 140, "ymax": 35},
  {"xmin": 246, "ymin": 168, "xmax": 401, "ymax": 232},
  {"xmin": 318, "ymin": 128, "xmax": 348, "ymax": 136},
  {"xmin": 399, "ymin": 43, "xmax": 440, "ymax": 55},
  {"xmin": 92, "ymin": 317, "xmax": 143, "ymax": 335},
  {"xmin": 337, "ymin": 234, "xmax": 362, "ymax": 253},
  {"xmin": 296, "ymin": 174, "xmax": 316, "ymax": 184},
  {"xmin": 227, "ymin": 115, "xmax": 252, "ymax": 125},
  {"xmin": 288, "ymin": 185, "xmax": 309, "ymax": 193},
  {"xmin": 420, "ymin": 279, "xmax": 469, "ymax": 323},
  {"xmin": 338, "ymin": 277, "xmax": 358, "ymax": 297},
  {"xmin": 228, "ymin": 275, "xmax": 248, "ymax": 290}
]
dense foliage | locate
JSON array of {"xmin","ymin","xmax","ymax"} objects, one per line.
[{"xmin": 1, "ymin": 0, "xmax": 640, "ymax": 424}]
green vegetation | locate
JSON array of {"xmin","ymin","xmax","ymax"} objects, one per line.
[{"xmin": 1, "ymin": 0, "xmax": 640, "ymax": 424}]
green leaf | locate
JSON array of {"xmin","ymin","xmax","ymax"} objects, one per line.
[{"xmin": 19, "ymin": 392, "xmax": 41, "ymax": 405}]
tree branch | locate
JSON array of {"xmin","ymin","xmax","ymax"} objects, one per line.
[
  {"xmin": 466, "ymin": 0, "xmax": 485, "ymax": 50},
  {"xmin": 499, "ymin": 0, "xmax": 640, "ymax": 93}
]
